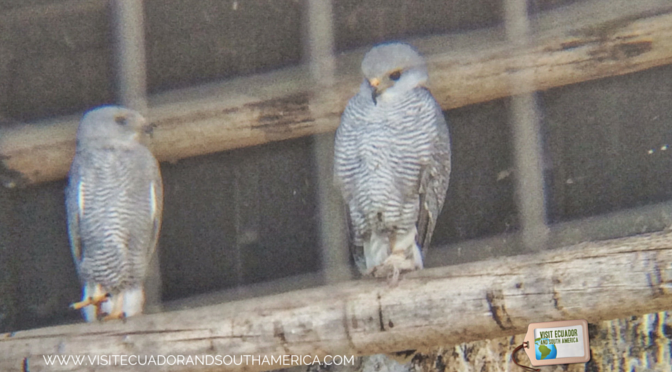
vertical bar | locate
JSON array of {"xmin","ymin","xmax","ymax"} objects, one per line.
[
  {"xmin": 232, "ymin": 156, "xmax": 260, "ymax": 293},
  {"xmin": 0, "ymin": 193, "xmax": 17, "ymax": 332},
  {"xmin": 111, "ymin": 0, "xmax": 160, "ymax": 312},
  {"xmin": 504, "ymin": 0, "xmax": 549, "ymax": 251},
  {"xmin": 306, "ymin": 0, "xmax": 350, "ymax": 283},
  {"xmin": 306, "ymin": 0, "xmax": 335, "ymax": 87},
  {"xmin": 111, "ymin": 0, "xmax": 148, "ymax": 112}
]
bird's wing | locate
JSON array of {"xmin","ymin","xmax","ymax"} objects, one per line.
[
  {"xmin": 334, "ymin": 153, "xmax": 368, "ymax": 275},
  {"xmin": 334, "ymin": 100, "xmax": 368, "ymax": 275},
  {"xmin": 415, "ymin": 95, "xmax": 451, "ymax": 257},
  {"xmin": 344, "ymin": 202, "xmax": 367, "ymax": 275},
  {"xmin": 143, "ymin": 151, "xmax": 163, "ymax": 261},
  {"xmin": 65, "ymin": 153, "xmax": 85, "ymax": 274}
]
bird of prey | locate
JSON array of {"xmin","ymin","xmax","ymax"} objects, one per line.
[
  {"xmin": 334, "ymin": 42, "xmax": 451, "ymax": 284},
  {"xmin": 66, "ymin": 105, "xmax": 163, "ymax": 321}
]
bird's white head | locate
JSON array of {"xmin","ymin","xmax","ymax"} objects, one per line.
[
  {"xmin": 77, "ymin": 105, "xmax": 152, "ymax": 145},
  {"xmin": 360, "ymin": 42, "xmax": 428, "ymax": 105}
]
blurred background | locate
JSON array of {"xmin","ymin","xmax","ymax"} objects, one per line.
[{"xmin": 1, "ymin": 0, "xmax": 672, "ymax": 341}]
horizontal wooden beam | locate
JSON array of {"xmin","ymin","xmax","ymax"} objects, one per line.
[
  {"xmin": 427, "ymin": 199, "xmax": 672, "ymax": 267},
  {"xmin": 2, "ymin": 0, "xmax": 672, "ymax": 187},
  {"xmin": 2, "ymin": 230, "xmax": 672, "ymax": 372}
]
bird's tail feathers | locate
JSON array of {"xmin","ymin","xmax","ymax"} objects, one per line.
[
  {"xmin": 121, "ymin": 287, "xmax": 145, "ymax": 318},
  {"xmin": 364, "ymin": 231, "xmax": 390, "ymax": 269},
  {"xmin": 363, "ymin": 228, "xmax": 424, "ymax": 270},
  {"xmin": 393, "ymin": 227, "xmax": 424, "ymax": 270},
  {"xmin": 81, "ymin": 305, "xmax": 97, "ymax": 322}
]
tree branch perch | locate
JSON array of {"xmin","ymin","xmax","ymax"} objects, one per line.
[{"xmin": 2, "ymin": 230, "xmax": 672, "ymax": 371}]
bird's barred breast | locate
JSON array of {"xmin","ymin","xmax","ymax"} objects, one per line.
[
  {"xmin": 79, "ymin": 148, "xmax": 155, "ymax": 290},
  {"xmin": 336, "ymin": 88, "xmax": 440, "ymax": 232}
]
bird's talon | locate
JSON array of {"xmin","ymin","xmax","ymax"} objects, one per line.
[
  {"xmin": 368, "ymin": 252, "xmax": 418, "ymax": 286},
  {"xmin": 363, "ymin": 266, "xmax": 378, "ymax": 278},
  {"xmin": 102, "ymin": 310, "xmax": 126, "ymax": 321},
  {"xmin": 70, "ymin": 301, "xmax": 87, "ymax": 310},
  {"xmin": 70, "ymin": 292, "xmax": 109, "ymax": 311}
]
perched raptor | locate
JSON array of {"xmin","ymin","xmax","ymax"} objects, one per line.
[
  {"xmin": 334, "ymin": 42, "xmax": 451, "ymax": 284},
  {"xmin": 66, "ymin": 105, "xmax": 163, "ymax": 321}
]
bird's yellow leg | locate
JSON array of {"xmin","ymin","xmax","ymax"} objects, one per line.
[
  {"xmin": 102, "ymin": 294, "xmax": 126, "ymax": 321},
  {"xmin": 70, "ymin": 284, "xmax": 109, "ymax": 310}
]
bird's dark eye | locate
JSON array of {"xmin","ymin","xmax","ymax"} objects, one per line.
[
  {"xmin": 389, "ymin": 70, "xmax": 402, "ymax": 81},
  {"xmin": 114, "ymin": 115, "xmax": 128, "ymax": 126}
]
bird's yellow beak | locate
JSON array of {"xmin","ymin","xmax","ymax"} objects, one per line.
[{"xmin": 368, "ymin": 78, "xmax": 383, "ymax": 104}]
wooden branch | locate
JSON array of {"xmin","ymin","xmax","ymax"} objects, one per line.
[
  {"xmin": 3, "ymin": 230, "xmax": 672, "ymax": 372},
  {"xmin": 1, "ymin": 0, "xmax": 672, "ymax": 186}
]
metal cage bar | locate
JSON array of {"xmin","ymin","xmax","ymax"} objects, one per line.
[{"xmin": 504, "ymin": 0, "xmax": 549, "ymax": 251}]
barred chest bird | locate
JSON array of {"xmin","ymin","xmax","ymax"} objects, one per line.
[
  {"xmin": 66, "ymin": 106, "xmax": 163, "ymax": 321},
  {"xmin": 334, "ymin": 42, "xmax": 451, "ymax": 284}
]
